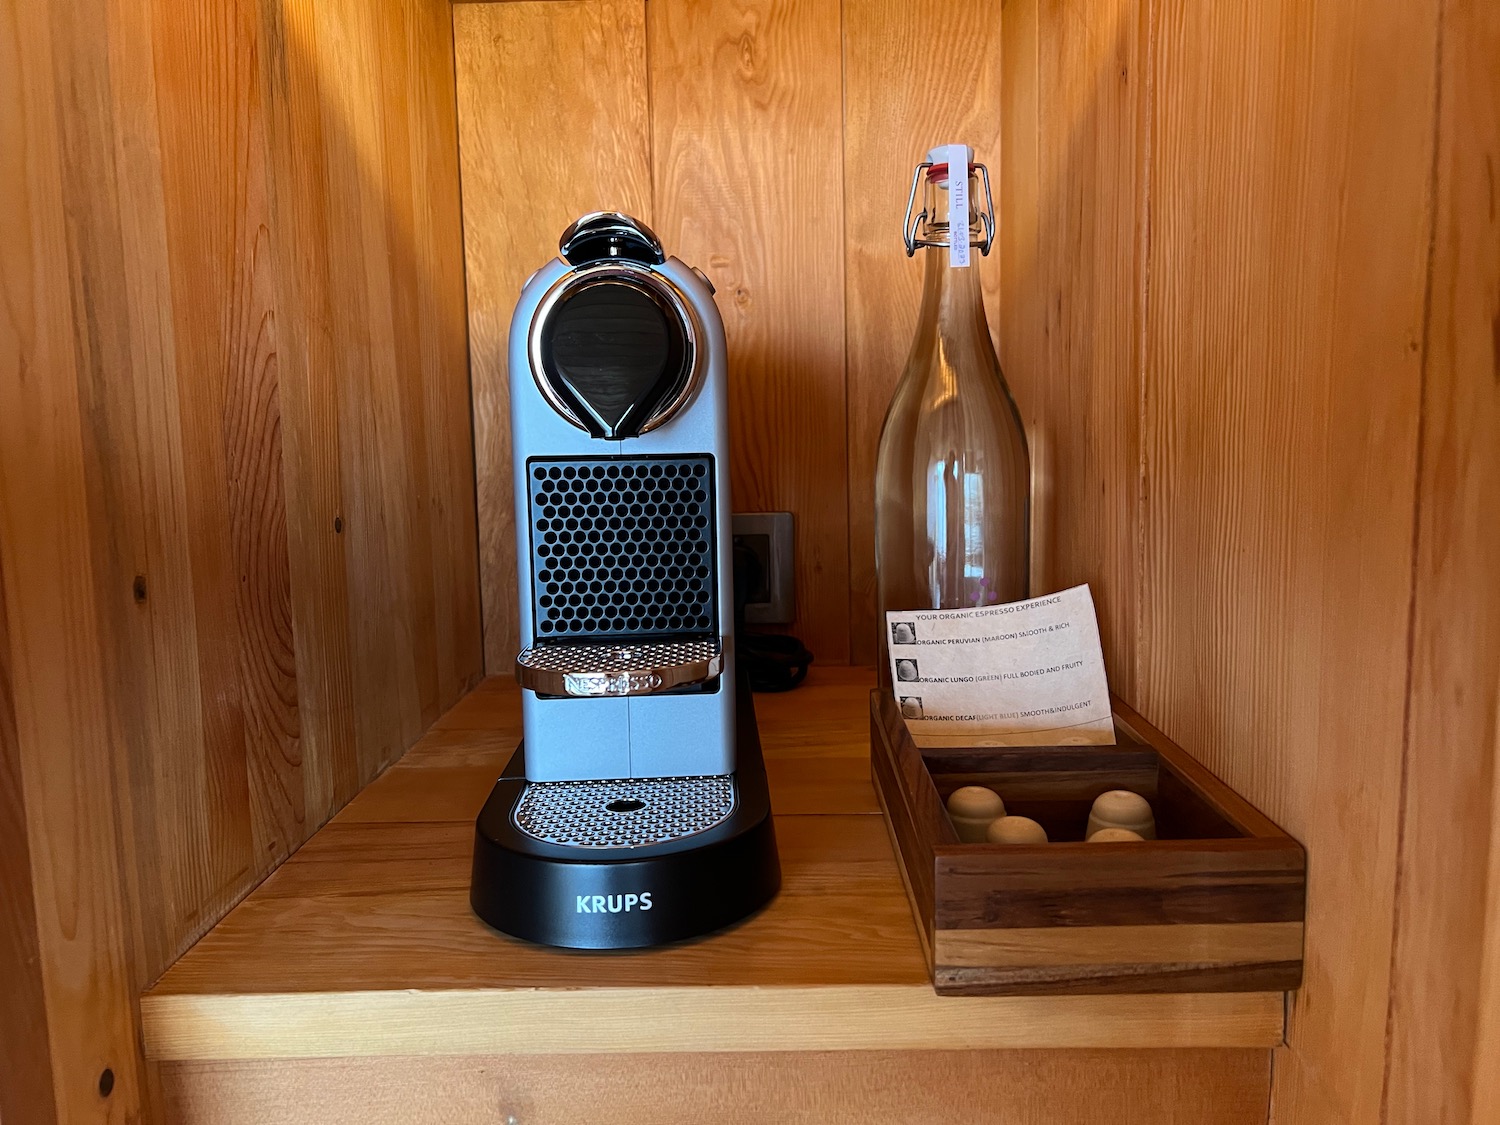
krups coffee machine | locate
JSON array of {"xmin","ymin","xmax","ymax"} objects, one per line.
[{"xmin": 470, "ymin": 213, "xmax": 781, "ymax": 948}]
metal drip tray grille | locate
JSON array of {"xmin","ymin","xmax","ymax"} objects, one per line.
[
  {"xmin": 513, "ymin": 775, "xmax": 737, "ymax": 849},
  {"xmin": 516, "ymin": 638, "xmax": 722, "ymax": 697}
]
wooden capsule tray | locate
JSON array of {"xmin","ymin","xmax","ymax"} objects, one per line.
[{"xmin": 869, "ymin": 689, "xmax": 1306, "ymax": 996}]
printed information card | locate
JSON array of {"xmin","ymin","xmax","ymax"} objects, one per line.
[{"xmin": 885, "ymin": 585, "xmax": 1116, "ymax": 747}]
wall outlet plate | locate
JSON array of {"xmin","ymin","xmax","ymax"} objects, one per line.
[{"xmin": 732, "ymin": 512, "xmax": 794, "ymax": 625}]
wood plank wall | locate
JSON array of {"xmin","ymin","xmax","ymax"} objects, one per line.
[
  {"xmin": 455, "ymin": 0, "xmax": 1007, "ymax": 671},
  {"xmin": 4, "ymin": 0, "xmax": 1493, "ymax": 1123},
  {"xmin": 1383, "ymin": 0, "xmax": 1500, "ymax": 1119},
  {"xmin": 0, "ymin": 0, "xmax": 481, "ymax": 1120},
  {"xmin": 999, "ymin": 2, "xmax": 1499, "ymax": 1125},
  {"xmin": 458, "ymin": 13, "xmax": 1498, "ymax": 1121}
]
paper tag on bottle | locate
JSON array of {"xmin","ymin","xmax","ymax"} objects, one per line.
[
  {"xmin": 942, "ymin": 143, "xmax": 971, "ymax": 268},
  {"xmin": 886, "ymin": 585, "xmax": 1116, "ymax": 747}
]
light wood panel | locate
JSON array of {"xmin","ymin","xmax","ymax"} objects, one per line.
[
  {"xmin": 0, "ymin": 560, "xmax": 59, "ymax": 1125},
  {"xmin": 454, "ymin": 0, "xmax": 653, "ymax": 671},
  {"xmin": 998, "ymin": 0, "xmax": 1146, "ymax": 697},
  {"xmin": 843, "ymin": 0, "xmax": 1004, "ymax": 664},
  {"xmin": 1383, "ymin": 0, "xmax": 1500, "ymax": 1121},
  {"xmin": 648, "ymin": 0, "xmax": 850, "ymax": 663},
  {"xmin": 1477, "ymin": 787, "xmax": 1500, "ymax": 1123},
  {"xmin": 283, "ymin": 0, "xmax": 481, "ymax": 783},
  {"xmin": 455, "ymin": 2, "xmax": 1019, "ymax": 669},
  {"xmin": 146, "ymin": 985, "xmax": 1283, "ymax": 1060},
  {"xmin": 1140, "ymin": 2, "xmax": 1435, "ymax": 1122},
  {"xmin": 159, "ymin": 1049, "xmax": 1273, "ymax": 1125},
  {"xmin": 995, "ymin": 0, "xmax": 1496, "ymax": 1122},
  {"xmin": 935, "ymin": 923, "xmax": 1304, "ymax": 969},
  {"xmin": 456, "ymin": 0, "xmax": 858, "ymax": 666},
  {"xmin": 0, "ymin": 1, "xmax": 150, "ymax": 1117},
  {"xmin": 455, "ymin": 1, "xmax": 1049, "ymax": 665},
  {"xmin": 139, "ymin": 0, "xmax": 296, "ymax": 967},
  {"xmin": 0, "ymin": 0, "xmax": 480, "ymax": 1119}
]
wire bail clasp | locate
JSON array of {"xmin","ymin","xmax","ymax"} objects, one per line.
[{"xmin": 902, "ymin": 158, "xmax": 996, "ymax": 258}]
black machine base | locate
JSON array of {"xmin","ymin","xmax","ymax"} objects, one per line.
[{"xmin": 470, "ymin": 692, "xmax": 780, "ymax": 949}]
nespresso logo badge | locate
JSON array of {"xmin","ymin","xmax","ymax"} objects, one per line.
[
  {"xmin": 563, "ymin": 671, "xmax": 663, "ymax": 697},
  {"xmin": 576, "ymin": 892, "xmax": 653, "ymax": 914}
]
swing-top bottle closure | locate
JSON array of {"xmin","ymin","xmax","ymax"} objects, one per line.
[{"xmin": 902, "ymin": 144, "xmax": 997, "ymax": 257}]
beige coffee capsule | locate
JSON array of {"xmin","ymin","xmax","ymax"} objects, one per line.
[
  {"xmin": 947, "ymin": 786, "xmax": 1006, "ymax": 843},
  {"xmin": 987, "ymin": 815, "xmax": 1049, "ymax": 844},
  {"xmin": 1087, "ymin": 826, "xmax": 1144, "ymax": 842},
  {"xmin": 1086, "ymin": 789, "xmax": 1156, "ymax": 840}
]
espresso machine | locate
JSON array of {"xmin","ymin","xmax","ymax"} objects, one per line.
[{"xmin": 470, "ymin": 213, "xmax": 781, "ymax": 948}]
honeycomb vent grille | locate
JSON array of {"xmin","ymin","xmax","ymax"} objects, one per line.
[{"xmin": 528, "ymin": 456, "xmax": 716, "ymax": 639}]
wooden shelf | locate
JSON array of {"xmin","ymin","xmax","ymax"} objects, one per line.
[{"xmin": 141, "ymin": 669, "xmax": 1287, "ymax": 1061}]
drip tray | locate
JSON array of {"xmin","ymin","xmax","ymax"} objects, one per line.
[
  {"xmin": 515, "ymin": 638, "xmax": 723, "ymax": 697},
  {"xmin": 513, "ymin": 775, "xmax": 737, "ymax": 849},
  {"xmin": 470, "ymin": 686, "xmax": 781, "ymax": 949}
]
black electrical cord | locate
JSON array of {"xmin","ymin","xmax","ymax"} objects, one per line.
[
  {"xmin": 739, "ymin": 630, "xmax": 814, "ymax": 693},
  {"xmin": 732, "ymin": 541, "xmax": 814, "ymax": 692}
]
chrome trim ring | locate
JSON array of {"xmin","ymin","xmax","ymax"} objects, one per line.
[
  {"xmin": 516, "ymin": 638, "xmax": 723, "ymax": 698},
  {"xmin": 527, "ymin": 261, "xmax": 704, "ymax": 437}
]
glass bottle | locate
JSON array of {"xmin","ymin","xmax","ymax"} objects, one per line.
[{"xmin": 874, "ymin": 145, "xmax": 1030, "ymax": 679}]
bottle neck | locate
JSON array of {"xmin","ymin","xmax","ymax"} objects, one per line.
[{"xmin": 916, "ymin": 244, "xmax": 990, "ymax": 336}]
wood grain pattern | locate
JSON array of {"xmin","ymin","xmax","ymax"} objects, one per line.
[
  {"xmin": 150, "ymin": 0, "xmax": 292, "ymax": 958},
  {"xmin": 0, "ymin": 1, "xmax": 151, "ymax": 1116},
  {"xmin": 0, "ymin": 560, "xmax": 58, "ymax": 1125},
  {"xmin": 649, "ymin": 0, "xmax": 851, "ymax": 663},
  {"xmin": 1112, "ymin": 696, "xmax": 1290, "ymax": 841},
  {"xmin": 872, "ymin": 688, "xmax": 1305, "ymax": 995},
  {"xmin": 1, "ymin": 0, "xmax": 479, "ymax": 1118},
  {"xmin": 1477, "ymin": 772, "xmax": 1500, "ymax": 1124},
  {"xmin": 284, "ymin": 0, "xmax": 482, "ymax": 784},
  {"xmin": 159, "ymin": 1049, "xmax": 1273, "ymax": 1125},
  {"xmin": 1139, "ymin": 0, "xmax": 1435, "ymax": 1119},
  {"xmin": 454, "ymin": 0, "xmax": 653, "ymax": 672},
  {"xmin": 996, "ymin": 0, "xmax": 1452, "ymax": 1117},
  {"xmin": 449, "ymin": 0, "xmax": 1051, "ymax": 665},
  {"xmin": 997, "ymin": 0, "xmax": 1146, "ymax": 696},
  {"xmin": 142, "ymin": 669, "xmax": 1285, "ymax": 1063},
  {"xmin": 842, "ymin": 0, "xmax": 1004, "ymax": 664},
  {"xmin": 935, "ymin": 922, "xmax": 1303, "ymax": 968},
  {"xmin": 935, "ymin": 843, "xmax": 1305, "ymax": 931},
  {"xmin": 145, "ymin": 984, "xmax": 1283, "ymax": 1060},
  {"xmin": 1383, "ymin": 0, "xmax": 1500, "ymax": 1121}
]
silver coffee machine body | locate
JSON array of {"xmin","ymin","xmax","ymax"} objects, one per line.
[
  {"xmin": 470, "ymin": 213, "xmax": 779, "ymax": 949},
  {"xmin": 507, "ymin": 215, "xmax": 736, "ymax": 781}
]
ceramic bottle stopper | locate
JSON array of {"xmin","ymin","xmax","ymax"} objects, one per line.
[
  {"xmin": 947, "ymin": 786, "xmax": 1006, "ymax": 843},
  {"xmin": 1087, "ymin": 827, "xmax": 1144, "ymax": 843},
  {"xmin": 987, "ymin": 815, "xmax": 1049, "ymax": 844},
  {"xmin": 1086, "ymin": 790, "xmax": 1156, "ymax": 840}
]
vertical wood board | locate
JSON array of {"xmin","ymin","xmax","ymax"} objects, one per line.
[
  {"xmin": 454, "ymin": 0, "xmax": 653, "ymax": 671},
  {"xmin": 648, "ymin": 0, "xmax": 851, "ymax": 663},
  {"xmin": 0, "ymin": 0, "xmax": 152, "ymax": 1115},
  {"xmin": 1383, "ymin": 0, "xmax": 1500, "ymax": 1119},
  {"xmin": 841, "ymin": 0, "xmax": 1005, "ymax": 665},
  {"xmin": 0, "ymin": 0, "xmax": 481, "ymax": 1118},
  {"xmin": 1140, "ymin": 3, "xmax": 1436, "ymax": 1121},
  {"xmin": 997, "ymin": 0, "xmax": 1467, "ymax": 1121},
  {"xmin": 0, "ymin": 560, "xmax": 59, "ymax": 1125},
  {"xmin": 997, "ymin": 0, "xmax": 1146, "ymax": 697},
  {"xmin": 157, "ymin": 1049, "xmax": 1273, "ymax": 1125}
]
